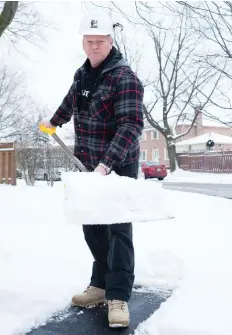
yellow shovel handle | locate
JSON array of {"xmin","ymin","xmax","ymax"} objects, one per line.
[{"xmin": 39, "ymin": 123, "xmax": 56, "ymax": 136}]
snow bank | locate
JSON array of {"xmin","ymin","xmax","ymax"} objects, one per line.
[
  {"xmin": 135, "ymin": 191, "xmax": 232, "ymax": 335},
  {"xmin": 166, "ymin": 167, "xmax": 232, "ymax": 184}
]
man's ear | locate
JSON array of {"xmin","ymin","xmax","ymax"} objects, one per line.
[{"xmin": 109, "ymin": 36, "xmax": 113, "ymax": 47}]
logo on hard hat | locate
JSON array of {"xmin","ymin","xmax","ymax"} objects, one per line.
[{"xmin": 90, "ymin": 20, "xmax": 98, "ymax": 28}]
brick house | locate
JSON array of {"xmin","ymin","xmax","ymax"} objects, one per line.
[
  {"xmin": 139, "ymin": 123, "xmax": 169, "ymax": 165},
  {"xmin": 139, "ymin": 112, "xmax": 232, "ymax": 166},
  {"xmin": 175, "ymin": 112, "xmax": 232, "ymax": 142}
]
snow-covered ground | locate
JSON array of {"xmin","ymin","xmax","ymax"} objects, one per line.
[
  {"xmin": 166, "ymin": 167, "xmax": 232, "ymax": 184},
  {"xmin": 1, "ymin": 177, "xmax": 232, "ymax": 335}
]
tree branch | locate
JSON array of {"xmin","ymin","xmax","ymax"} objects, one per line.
[{"xmin": 0, "ymin": 1, "xmax": 18, "ymax": 37}]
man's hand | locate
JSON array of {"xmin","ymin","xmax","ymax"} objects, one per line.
[
  {"xmin": 94, "ymin": 165, "xmax": 107, "ymax": 176},
  {"xmin": 40, "ymin": 119, "xmax": 54, "ymax": 128}
]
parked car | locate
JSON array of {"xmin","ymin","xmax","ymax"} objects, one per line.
[
  {"xmin": 141, "ymin": 161, "xmax": 167, "ymax": 180},
  {"xmin": 35, "ymin": 168, "xmax": 62, "ymax": 181}
]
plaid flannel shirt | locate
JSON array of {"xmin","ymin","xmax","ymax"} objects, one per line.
[{"xmin": 50, "ymin": 51, "xmax": 144, "ymax": 171}]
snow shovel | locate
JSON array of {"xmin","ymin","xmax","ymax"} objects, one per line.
[
  {"xmin": 39, "ymin": 124, "xmax": 175, "ymax": 225},
  {"xmin": 39, "ymin": 124, "xmax": 88, "ymax": 173}
]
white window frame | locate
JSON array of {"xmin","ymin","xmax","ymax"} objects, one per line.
[
  {"xmin": 164, "ymin": 147, "xmax": 169, "ymax": 160},
  {"xmin": 152, "ymin": 148, "xmax": 159, "ymax": 162},
  {"xmin": 139, "ymin": 131, "xmax": 147, "ymax": 141},
  {"xmin": 151, "ymin": 130, "xmax": 159, "ymax": 140},
  {"xmin": 139, "ymin": 150, "xmax": 147, "ymax": 162}
]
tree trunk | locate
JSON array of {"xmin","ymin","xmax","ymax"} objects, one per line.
[
  {"xmin": 0, "ymin": 1, "xmax": 18, "ymax": 38},
  {"xmin": 167, "ymin": 143, "xmax": 177, "ymax": 172}
]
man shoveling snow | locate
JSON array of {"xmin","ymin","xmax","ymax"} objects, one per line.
[{"xmin": 40, "ymin": 12, "xmax": 144, "ymax": 328}]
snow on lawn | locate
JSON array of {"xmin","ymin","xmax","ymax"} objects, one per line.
[
  {"xmin": 1, "ymin": 178, "xmax": 232, "ymax": 335},
  {"xmin": 166, "ymin": 166, "xmax": 232, "ymax": 184}
]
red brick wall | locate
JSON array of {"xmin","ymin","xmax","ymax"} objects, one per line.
[{"xmin": 139, "ymin": 129, "xmax": 170, "ymax": 166}]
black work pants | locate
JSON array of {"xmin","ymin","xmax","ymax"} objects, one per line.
[{"xmin": 82, "ymin": 161, "xmax": 138, "ymax": 302}]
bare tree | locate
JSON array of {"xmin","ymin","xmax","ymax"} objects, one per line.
[
  {"xmin": 15, "ymin": 112, "xmax": 40, "ymax": 185},
  {"xmin": 0, "ymin": 66, "xmax": 26, "ymax": 139},
  {"xmin": 176, "ymin": 1, "xmax": 232, "ymax": 61},
  {"xmin": 17, "ymin": 145, "xmax": 40, "ymax": 186},
  {"xmin": 0, "ymin": 1, "xmax": 53, "ymax": 142},
  {"xmin": 15, "ymin": 109, "xmax": 47, "ymax": 185},
  {"xmin": 0, "ymin": 1, "xmax": 51, "ymax": 48},
  {"xmin": 51, "ymin": 144, "xmax": 78, "ymax": 172},
  {"xmin": 143, "ymin": 16, "xmax": 222, "ymax": 171},
  {"xmin": 170, "ymin": 1, "xmax": 232, "ymax": 112},
  {"xmin": 15, "ymin": 106, "xmax": 78, "ymax": 186}
]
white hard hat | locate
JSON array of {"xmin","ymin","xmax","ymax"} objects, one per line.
[{"xmin": 79, "ymin": 13, "xmax": 114, "ymax": 36}]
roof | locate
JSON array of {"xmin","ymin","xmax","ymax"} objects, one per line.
[
  {"xmin": 143, "ymin": 114, "xmax": 231, "ymax": 131},
  {"xmin": 176, "ymin": 115, "xmax": 230, "ymax": 128},
  {"xmin": 0, "ymin": 139, "xmax": 15, "ymax": 143},
  {"xmin": 202, "ymin": 119, "xmax": 230, "ymax": 128},
  {"xmin": 176, "ymin": 132, "xmax": 232, "ymax": 146}
]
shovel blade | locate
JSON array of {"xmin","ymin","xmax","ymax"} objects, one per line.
[{"xmin": 62, "ymin": 171, "xmax": 174, "ymax": 225}]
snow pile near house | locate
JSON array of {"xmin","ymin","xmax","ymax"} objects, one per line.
[{"xmin": 166, "ymin": 167, "xmax": 232, "ymax": 183}]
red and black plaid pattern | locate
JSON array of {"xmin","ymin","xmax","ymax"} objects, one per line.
[{"xmin": 50, "ymin": 65, "xmax": 144, "ymax": 171}]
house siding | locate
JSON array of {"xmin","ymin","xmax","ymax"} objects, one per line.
[{"xmin": 139, "ymin": 129, "xmax": 170, "ymax": 166}]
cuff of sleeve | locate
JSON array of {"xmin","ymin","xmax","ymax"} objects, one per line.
[
  {"xmin": 50, "ymin": 117, "xmax": 62, "ymax": 128},
  {"xmin": 99, "ymin": 157, "xmax": 114, "ymax": 173},
  {"xmin": 98, "ymin": 162, "xmax": 111, "ymax": 174}
]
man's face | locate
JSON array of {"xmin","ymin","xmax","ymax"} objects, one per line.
[{"xmin": 83, "ymin": 35, "xmax": 113, "ymax": 67}]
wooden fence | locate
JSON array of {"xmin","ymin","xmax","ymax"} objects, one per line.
[
  {"xmin": 177, "ymin": 151, "xmax": 232, "ymax": 173},
  {"xmin": 0, "ymin": 142, "xmax": 16, "ymax": 185}
]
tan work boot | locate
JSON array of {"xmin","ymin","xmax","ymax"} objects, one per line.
[
  {"xmin": 72, "ymin": 286, "xmax": 107, "ymax": 308},
  {"xmin": 108, "ymin": 300, "xmax": 129, "ymax": 328}
]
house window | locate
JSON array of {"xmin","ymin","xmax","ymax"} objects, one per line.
[
  {"xmin": 139, "ymin": 132, "xmax": 146, "ymax": 141},
  {"xmin": 151, "ymin": 130, "xmax": 159, "ymax": 140},
  {"xmin": 164, "ymin": 148, "xmax": 169, "ymax": 160},
  {"xmin": 139, "ymin": 150, "xmax": 147, "ymax": 161},
  {"xmin": 152, "ymin": 149, "xmax": 159, "ymax": 162}
]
